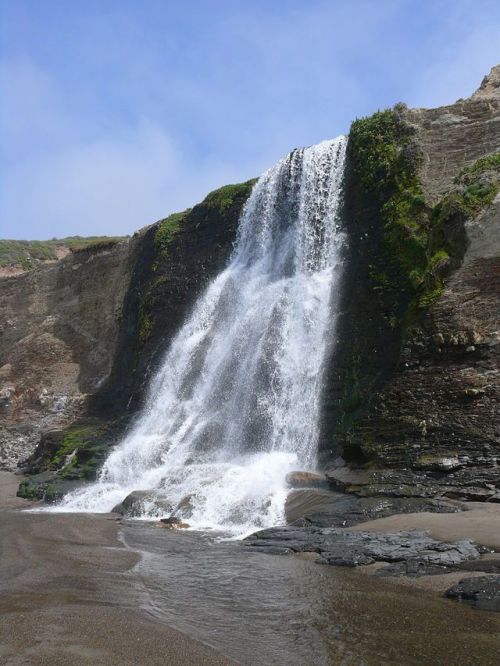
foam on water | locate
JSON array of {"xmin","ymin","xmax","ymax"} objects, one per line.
[{"xmin": 51, "ymin": 137, "xmax": 347, "ymax": 535}]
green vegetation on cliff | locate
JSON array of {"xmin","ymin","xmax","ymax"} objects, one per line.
[
  {"xmin": 432, "ymin": 153, "xmax": 500, "ymax": 238},
  {"xmin": 155, "ymin": 210, "xmax": 191, "ymax": 259},
  {"xmin": 139, "ymin": 179, "xmax": 257, "ymax": 345},
  {"xmin": 349, "ymin": 107, "xmax": 437, "ymax": 320},
  {"xmin": 348, "ymin": 114, "xmax": 500, "ymax": 320},
  {"xmin": 0, "ymin": 236, "xmax": 127, "ymax": 270},
  {"xmin": 203, "ymin": 179, "xmax": 257, "ymax": 213},
  {"xmin": 331, "ymin": 114, "xmax": 499, "ymax": 461}
]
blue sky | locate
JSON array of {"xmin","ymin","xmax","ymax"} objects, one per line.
[{"xmin": 1, "ymin": 0, "xmax": 499, "ymax": 239}]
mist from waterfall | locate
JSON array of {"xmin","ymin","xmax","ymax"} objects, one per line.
[{"xmin": 53, "ymin": 136, "xmax": 347, "ymax": 534}]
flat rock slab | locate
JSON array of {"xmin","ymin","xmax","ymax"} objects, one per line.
[
  {"xmin": 324, "ymin": 467, "xmax": 500, "ymax": 502},
  {"xmin": 285, "ymin": 489, "xmax": 460, "ymax": 528},
  {"xmin": 245, "ymin": 526, "xmax": 479, "ymax": 570},
  {"xmin": 445, "ymin": 575, "xmax": 500, "ymax": 612}
]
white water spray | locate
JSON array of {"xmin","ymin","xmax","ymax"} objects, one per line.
[{"xmin": 53, "ymin": 137, "xmax": 347, "ymax": 534}]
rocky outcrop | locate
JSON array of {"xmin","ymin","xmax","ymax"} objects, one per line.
[
  {"xmin": 285, "ymin": 487, "xmax": 461, "ymax": 528},
  {"xmin": 0, "ymin": 240, "xmax": 134, "ymax": 468},
  {"xmin": 407, "ymin": 65, "xmax": 500, "ymax": 201},
  {"xmin": 245, "ymin": 525, "xmax": 479, "ymax": 568},
  {"xmin": 111, "ymin": 490, "xmax": 172, "ymax": 517},
  {"xmin": 321, "ymin": 66, "xmax": 499, "ymax": 501}
]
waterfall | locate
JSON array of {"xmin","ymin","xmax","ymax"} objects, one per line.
[{"xmin": 54, "ymin": 136, "xmax": 347, "ymax": 534}]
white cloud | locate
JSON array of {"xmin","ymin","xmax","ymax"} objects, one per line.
[
  {"xmin": 0, "ymin": 119, "xmax": 262, "ymax": 238},
  {"xmin": 0, "ymin": 58, "xmax": 264, "ymax": 239}
]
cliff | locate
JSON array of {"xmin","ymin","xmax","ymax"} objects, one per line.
[
  {"xmin": 0, "ymin": 239, "xmax": 133, "ymax": 467},
  {"xmin": 322, "ymin": 65, "xmax": 499, "ymax": 501},
  {"xmin": 2, "ymin": 66, "xmax": 498, "ymax": 504}
]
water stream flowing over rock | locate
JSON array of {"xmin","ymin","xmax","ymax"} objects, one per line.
[{"xmin": 51, "ymin": 137, "xmax": 347, "ymax": 534}]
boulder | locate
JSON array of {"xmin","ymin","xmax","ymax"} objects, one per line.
[
  {"xmin": 111, "ymin": 490, "xmax": 171, "ymax": 517},
  {"xmin": 160, "ymin": 516, "xmax": 190, "ymax": 529},
  {"xmin": 445, "ymin": 575, "xmax": 500, "ymax": 612},
  {"xmin": 285, "ymin": 471, "xmax": 326, "ymax": 489},
  {"xmin": 172, "ymin": 493, "xmax": 195, "ymax": 518}
]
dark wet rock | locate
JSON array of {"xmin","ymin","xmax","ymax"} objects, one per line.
[
  {"xmin": 160, "ymin": 516, "xmax": 182, "ymax": 525},
  {"xmin": 324, "ymin": 466, "xmax": 500, "ymax": 504},
  {"xmin": 445, "ymin": 575, "xmax": 500, "ymax": 612},
  {"xmin": 248, "ymin": 546, "xmax": 294, "ymax": 556},
  {"xmin": 245, "ymin": 526, "xmax": 479, "ymax": 571},
  {"xmin": 160, "ymin": 516, "xmax": 189, "ymax": 529},
  {"xmin": 325, "ymin": 468, "xmax": 371, "ymax": 492},
  {"xmin": 172, "ymin": 493, "xmax": 195, "ymax": 518},
  {"xmin": 285, "ymin": 488, "xmax": 460, "ymax": 528},
  {"xmin": 357, "ymin": 554, "xmax": 500, "ymax": 579},
  {"xmin": 457, "ymin": 559, "xmax": 500, "ymax": 574},
  {"xmin": 112, "ymin": 490, "xmax": 171, "ymax": 517},
  {"xmin": 23, "ymin": 417, "xmax": 125, "ymax": 485},
  {"xmin": 374, "ymin": 548, "xmax": 500, "ymax": 577},
  {"xmin": 376, "ymin": 560, "xmax": 457, "ymax": 578},
  {"xmin": 285, "ymin": 471, "xmax": 326, "ymax": 489},
  {"xmin": 16, "ymin": 471, "xmax": 86, "ymax": 502},
  {"xmin": 322, "ymin": 552, "xmax": 375, "ymax": 567}
]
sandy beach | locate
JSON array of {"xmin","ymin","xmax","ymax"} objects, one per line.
[{"xmin": 0, "ymin": 472, "xmax": 234, "ymax": 666}]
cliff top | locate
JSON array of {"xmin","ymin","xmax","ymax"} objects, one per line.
[
  {"xmin": 471, "ymin": 64, "xmax": 500, "ymax": 100},
  {"xmin": 0, "ymin": 236, "xmax": 128, "ymax": 277}
]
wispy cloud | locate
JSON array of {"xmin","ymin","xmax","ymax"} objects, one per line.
[{"xmin": 1, "ymin": 1, "xmax": 499, "ymax": 239}]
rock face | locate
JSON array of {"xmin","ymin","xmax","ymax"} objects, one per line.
[
  {"xmin": 321, "ymin": 65, "xmax": 500, "ymax": 500},
  {"xmin": 407, "ymin": 65, "xmax": 500, "ymax": 202},
  {"xmin": 0, "ymin": 240, "xmax": 133, "ymax": 469},
  {"xmin": 93, "ymin": 180, "xmax": 255, "ymax": 417}
]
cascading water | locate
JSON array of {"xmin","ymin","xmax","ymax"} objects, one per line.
[{"xmin": 53, "ymin": 136, "xmax": 347, "ymax": 534}]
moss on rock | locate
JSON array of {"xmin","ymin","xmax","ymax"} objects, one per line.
[
  {"xmin": 136, "ymin": 179, "xmax": 257, "ymax": 348},
  {"xmin": 324, "ymin": 112, "xmax": 499, "ymax": 463},
  {"xmin": 202, "ymin": 179, "xmax": 257, "ymax": 213},
  {"xmin": 348, "ymin": 108, "xmax": 436, "ymax": 323},
  {"xmin": 348, "ymin": 113, "xmax": 498, "ymax": 325},
  {"xmin": 155, "ymin": 210, "xmax": 191, "ymax": 259}
]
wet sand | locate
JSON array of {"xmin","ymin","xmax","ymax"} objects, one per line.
[
  {"xmin": 0, "ymin": 472, "xmax": 234, "ymax": 666},
  {"xmin": 1, "ymin": 472, "xmax": 500, "ymax": 665}
]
